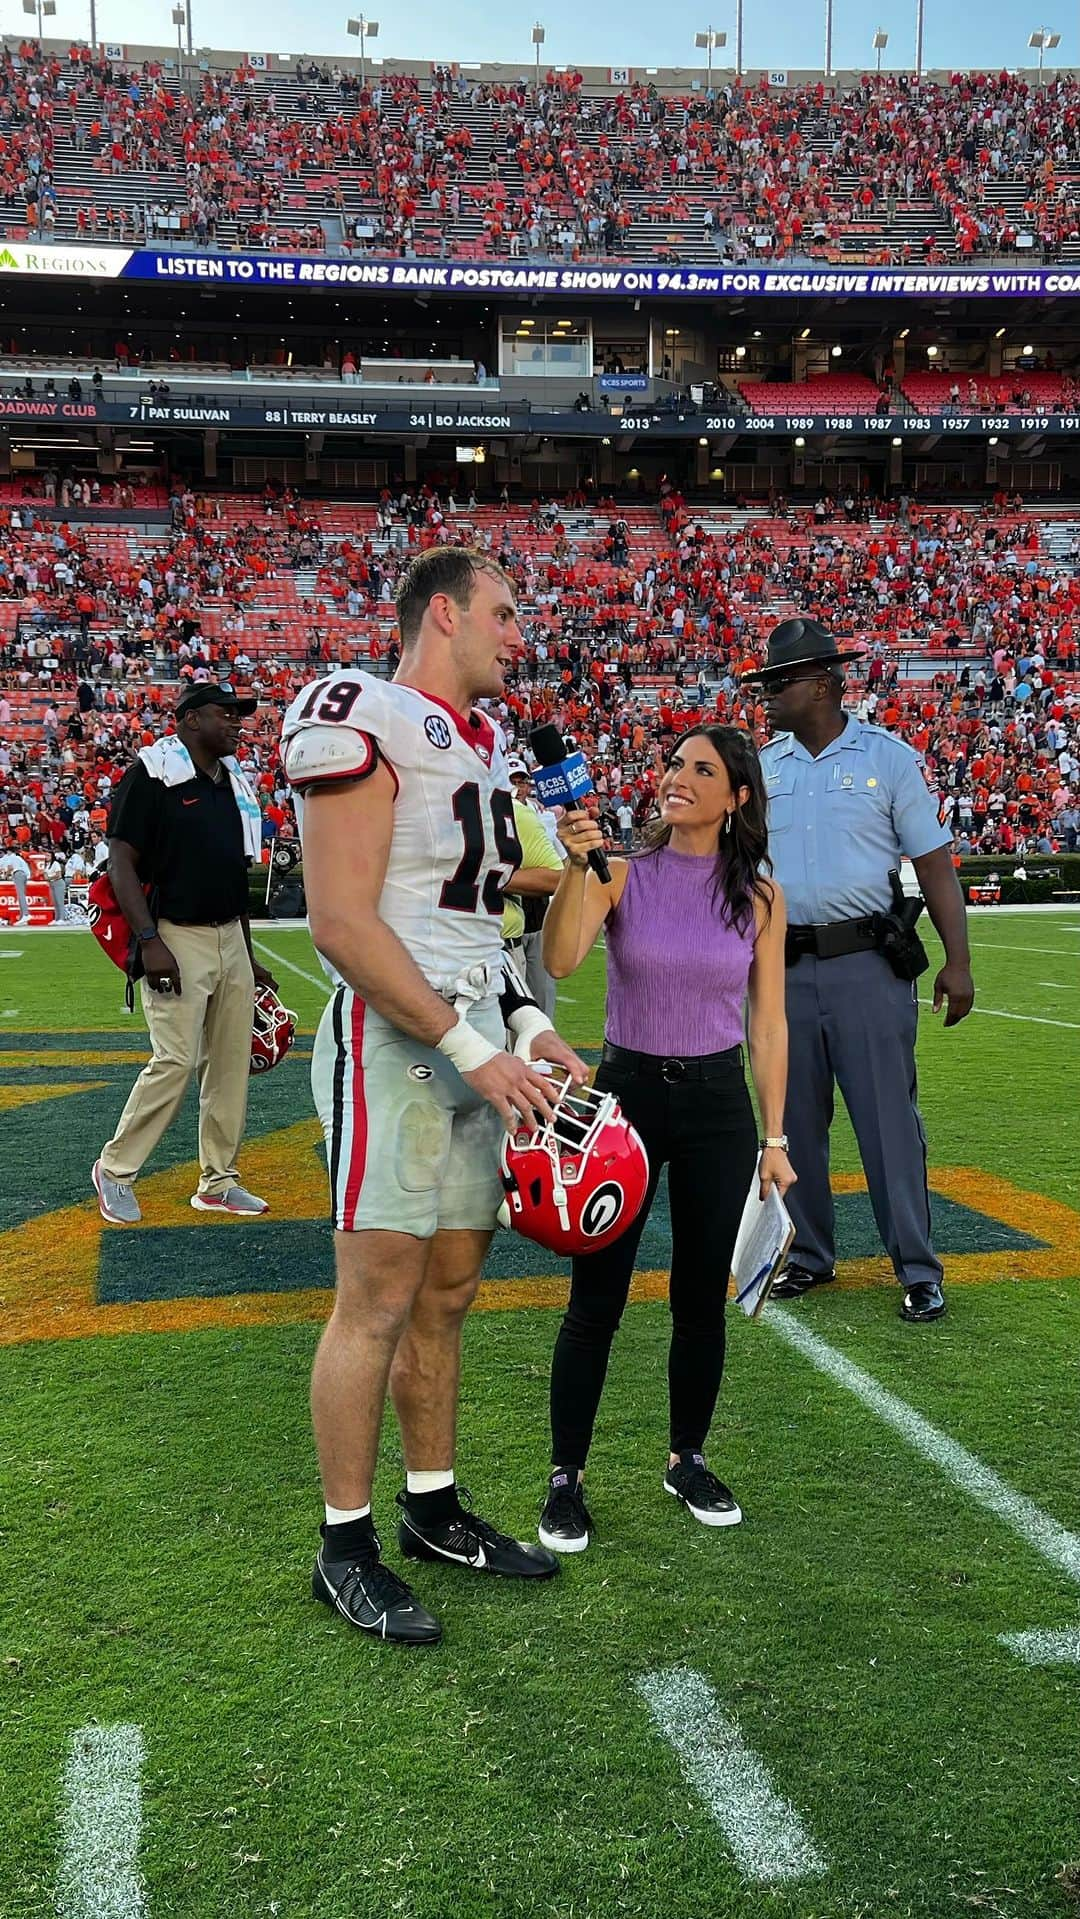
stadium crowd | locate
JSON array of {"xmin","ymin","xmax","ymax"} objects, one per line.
[
  {"xmin": 6, "ymin": 40, "xmax": 1080, "ymax": 262},
  {"xmin": 0, "ymin": 484, "xmax": 1077, "ymax": 916}
]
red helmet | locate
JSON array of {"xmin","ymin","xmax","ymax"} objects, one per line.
[
  {"xmin": 497, "ymin": 1074, "xmax": 650, "ymax": 1257},
  {"xmin": 251, "ymin": 985, "xmax": 297, "ymax": 1074}
]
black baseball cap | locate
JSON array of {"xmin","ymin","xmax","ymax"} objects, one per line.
[{"xmin": 175, "ymin": 681, "xmax": 257, "ymax": 719}]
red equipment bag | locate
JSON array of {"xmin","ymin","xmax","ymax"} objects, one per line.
[{"xmin": 87, "ymin": 871, "xmax": 154, "ymax": 1009}]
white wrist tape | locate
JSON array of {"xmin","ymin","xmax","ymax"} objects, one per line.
[
  {"xmin": 436, "ymin": 1012, "xmax": 502, "ymax": 1075},
  {"xmin": 507, "ymin": 1004, "xmax": 554, "ymax": 1060}
]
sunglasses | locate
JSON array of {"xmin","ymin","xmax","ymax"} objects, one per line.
[{"xmin": 760, "ymin": 669, "xmax": 836, "ymax": 694}]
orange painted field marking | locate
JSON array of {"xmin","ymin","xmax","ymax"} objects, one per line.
[{"xmin": 0, "ymin": 1151, "xmax": 1075, "ymax": 1350}]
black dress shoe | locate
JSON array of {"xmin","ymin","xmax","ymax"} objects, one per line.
[
  {"xmin": 899, "ymin": 1282, "xmax": 946, "ymax": 1322},
  {"xmin": 770, "ymin": 1263, "xmax": 837, "ymax": 1301}
]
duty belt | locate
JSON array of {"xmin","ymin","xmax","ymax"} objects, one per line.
[{"xmin": 785, "ymin": 916, "xmax": 880, "ymax": 965}]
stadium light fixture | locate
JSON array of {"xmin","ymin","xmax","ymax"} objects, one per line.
[
  {"xmin": 347, "ymin": 16, "xmax": 379, "ymax": 82},
  {"xmin": 831, "ymin": 344, "xmax": 843, "ymax": 357},
  {"xmin": 171, "ymin": 5, "xmax": 186, "ymax": 63},
  {"xmin": 794, "ymin": 436, "xmax": 806, "ymax": 446},
  {"xmin": 694, "ymin": 28, "xmax": 727, "ymax": 82},
  {"xmin": 1028, "ymin": 27, "xmax": 1060, "ymax": 81},
  {"xmin": 927, "ymin": 343, "xmax": 939, "ymax": 357},
  {"xmin": 988, "ymin": 435, "xmax": 999, "ymax": 445},
  {"xmin": 22, "ymin": 0, "xmax": 56, "ymax": 39},
  {"xmin": 698, "ymin": 435, "xmax": 709, "ymax": 445},
  {"xmin": 873, "ymin": 27, "xmax": 888, "ymax": 72},
  {"xmin": 531, "ymin": 23, "xmax": 545, "ymax": 94}
]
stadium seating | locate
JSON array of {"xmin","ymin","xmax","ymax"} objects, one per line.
[
  {"xmin": 1, "ymin": 484, "xmax": 1077, "ymax": 918},
  {"xmin": 6, "ymin": 44, "xmax": 1080, "ymax": 265},
  {"xmin": 737, "ymin": 375, "xmax": 884, "ymax": 416},
  {"xmin": 900, "ymin": 371, "xmax": 1072, "ymax": 414}
]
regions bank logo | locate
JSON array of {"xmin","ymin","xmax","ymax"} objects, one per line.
[{"xmin": 0, "ymin": 244, "xmax": 122, "ymax": 278}]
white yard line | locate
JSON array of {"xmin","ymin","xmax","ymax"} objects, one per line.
[
  {"xmin": 970, "ymin": 940, "xmax": 1080, "ymax": 957},
  {"xmin": 998, "ymin": 1626, "xmax": 1080, "ymax": 1665},
  {"xmin": 57, "ymin": 1724, "xmax": 147, "ymax": 1919},
  {"xmin": 635, "ymin": 1669, "xmax": 826, "ymax": 1884},
  {"xmin": 918, "ymin": 999, "xmax": 1080, "ymax": 1032},
  {"xmin": 252, "ymin": 938, "xmax": 331, "ymax": 998},
  {"xmin": 765, "ymin": 1309, "xmax": 1080, "ymax": 1588},
  {"xmin": 1036, "ymin": 981, "xmax": 1069, "ymax": 990}
]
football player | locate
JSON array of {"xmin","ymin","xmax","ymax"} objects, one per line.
[{"xmin": 282, "ymin": 546, "xmax": 588, "ymax": 1647}]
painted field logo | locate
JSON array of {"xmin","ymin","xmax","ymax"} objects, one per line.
[{"xmin": 1, "ymin": 1038, "xmax": 1079, "ymax": 1346}]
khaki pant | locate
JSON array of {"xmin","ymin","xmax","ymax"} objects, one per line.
[{"xmin": 100, "ymin": 917, "xmax": 254, "ymax": 1197}]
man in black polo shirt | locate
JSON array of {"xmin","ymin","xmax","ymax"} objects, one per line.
[{"xmin": 91, "ymin": 683, "xmax": 279, "ymax": 1225}]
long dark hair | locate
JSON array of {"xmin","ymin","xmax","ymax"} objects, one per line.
[{"xmin": 639, "ymin": 725, "xmax": 773, "ymax": 934}]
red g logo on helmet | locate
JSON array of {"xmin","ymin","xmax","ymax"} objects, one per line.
[
  {"xmin": 251, "ymin": 985, "xmax": 298, "ymax": 1074},
  {"xmin": 497, "ymin": 1076, "xmax": 649, "ymax": 1257}
]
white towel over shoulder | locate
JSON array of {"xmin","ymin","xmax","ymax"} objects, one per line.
[{"xmin": 138, "ymin": 736, "xmax": 263, "ymax": 863}]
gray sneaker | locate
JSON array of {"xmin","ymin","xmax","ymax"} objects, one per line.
[
  {"xmin": 92, "ymin": 1160, "xmax": 141, "ymax": 1225},
  {"xmin": 190, "ymin": 1186, "xmax": 269, "ymax": 1216}
]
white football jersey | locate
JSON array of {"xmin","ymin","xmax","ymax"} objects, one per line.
[{"xmin": 281, "ymin": 671, "xmax": 522, "ymax": 992}]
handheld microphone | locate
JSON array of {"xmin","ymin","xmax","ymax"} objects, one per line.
[{"xmin": 528, "ymin": 723, "xmax": 612, "ymax": 885}]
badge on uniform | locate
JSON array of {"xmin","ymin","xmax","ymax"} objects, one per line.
[{"xmin": 867, "ymin": 777, "xmax": 878, "ymax": 788}]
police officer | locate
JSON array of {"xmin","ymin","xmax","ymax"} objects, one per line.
[{"xmin": 752, "ymin": 620, "xmax": 974, "ymax": 1322}]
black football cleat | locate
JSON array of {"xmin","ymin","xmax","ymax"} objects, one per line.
[
  {"xmin": 900, "ymin": 1281, "xmax": 946, "ymax": 1322},
  {"xmin": 397, "ymin": 1488, "xmax": 559, "ymax": 1579},
  {"xmin": 312, "ymin": 1539, "xmax": 442, "ymax": 1646}
]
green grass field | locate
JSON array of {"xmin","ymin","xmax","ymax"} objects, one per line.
[{"xmin": 1, "ymin": 913, "xmax": 1079, "ymax": 1919}]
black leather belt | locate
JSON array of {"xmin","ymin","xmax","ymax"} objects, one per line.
[
  {"xmin": 164, "ymin": 916, "xmax": 242, "ymax": 929},
  {"xmin": 601, "ymin": 1040, "xmax": 742, "ymax": 1083},
  {"xmin": 785, "ymin": 916, "xmax": 880, "ymax": 964}
]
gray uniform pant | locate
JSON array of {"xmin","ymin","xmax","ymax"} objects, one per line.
[
  {"xmin": 783, "ymin": 949, "xmax": 942, "ymax": 1291},
  {"xmin": 522, "ymin": 928, "xmax": 557, "ymax": 1024}
]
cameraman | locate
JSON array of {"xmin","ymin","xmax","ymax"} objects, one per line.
[{"xmin": 753, "ymin": 620, "xmax": 974, "ymax": 1324}]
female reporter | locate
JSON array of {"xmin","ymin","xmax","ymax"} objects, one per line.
[{"xmin": 536, "ymin": 727, "xmax": 795, "ymax": 1552}]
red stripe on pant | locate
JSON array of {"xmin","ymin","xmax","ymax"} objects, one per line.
[{"xmin": 341, "ymin": 995, "xmax": 369, "ymax": 1229}]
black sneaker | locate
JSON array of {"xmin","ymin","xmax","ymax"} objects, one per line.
[
  {"xmin": 770, "ymin": 1263, "xmax": 836, "ymax": 1300},
  {"xmin": 312, "ymin": 1537, "xmax": 442, "ymax": 1646},
  {"xmin": 396, "ymin": 1488, "xmax": 559, "ymax": 1580},
  {"xmin": 538, "ymin": 1471, "xmax": 593, "ymax": 1554},
  {"xmin": 663, "ymin": 1453, "xmax": 742, "ymax": 1528}
]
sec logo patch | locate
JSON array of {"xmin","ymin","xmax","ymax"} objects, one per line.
[{"xmin": 425, "ymin": 715, "xmax": 453, "ymax": 750}]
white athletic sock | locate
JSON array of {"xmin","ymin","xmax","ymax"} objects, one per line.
[
  {"xmin": 324, "ymin": 1503, "xmax": 371, "ymax": 1526},
  {"xmin": 405, "ymin": 1469, "xmax": 455, "ymax": 1495}
]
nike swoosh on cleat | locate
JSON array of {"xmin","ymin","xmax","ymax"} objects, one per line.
[{"xmin": 403, "ymin": 1517, "xmax": 487, "ymax": 1568}]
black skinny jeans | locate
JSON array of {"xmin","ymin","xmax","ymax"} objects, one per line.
[{"xmin": 549, "ymin": 1046, "xmax": 759, "ymax": 1469}]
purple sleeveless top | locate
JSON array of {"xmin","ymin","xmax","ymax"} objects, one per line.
[{"xmin": 604, "ymin": 846, "xmax": 754, "ymax": 1056}]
